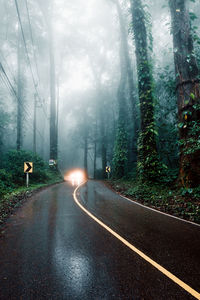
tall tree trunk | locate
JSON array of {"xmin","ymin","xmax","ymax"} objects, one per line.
[
  {"xmin": 49, "ymin": 17, "xmax": 57, "ymax": 161},
  {"xmin": 17, "ymin": 27, "xmax": 22, "ymax": 151},
  {"xmin": 56, "ymin": 75, "xmax": 60, "ymax": 158},
  {"xmin": 100, "ymin": 105, "xmax": 107, "ymax": 179},
  {"xmin": 113, "ymin": 40, "xmax": 128, "ymax": 178},
  {"xmin": 33, "ymin": 93, "xmax": 37, "ymax": 153},
  {"xmin": 84, "ymin": 135, "xmax": 88, "ymax": 173},
  {"xmin": 169, "ymin": 0, "xmax": 200, "ymax": 187},
  {"xmin": 88, "ymin": 59, "xmax": 107, "ymax": 178},
  {"xmin": 93, "ymin": 119, "xmax": 97, "ymax": 179},
  {"xmin": 115, "ymin": 0, "xmax": 138, "ymax": 160},
  {"xmin": 130, "ymin": 0, "xmax": 159, "ymax": 181},
  {"xmin": 38, "ymin": 0, "xmax": 58, "ymax": 161}
]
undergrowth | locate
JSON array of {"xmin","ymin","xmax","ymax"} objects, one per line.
[
  {"xmin": 0, "ymin": 149, "xmax": 63, "ymax": 226},
  {"xmin": 108, "ymin": 179, "xmax": 200, "ymax": 224}
]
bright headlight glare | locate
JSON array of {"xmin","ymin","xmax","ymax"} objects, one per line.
[{"xmin": 64, "ymin": 169, "xmax": 86, "ymax": 186}]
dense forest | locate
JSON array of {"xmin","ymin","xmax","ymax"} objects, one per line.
[{"xmin": 0, "ymin": 0, "xmax": 200, "ymax": 222}]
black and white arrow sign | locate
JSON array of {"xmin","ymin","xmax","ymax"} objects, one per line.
[
  {"xmin": 24, "ymin": 162, "xmax": 33, "ymax": 173},
  {"xmin": 106, "ymin": 166, "xmax": 111, "ymax": 173}
]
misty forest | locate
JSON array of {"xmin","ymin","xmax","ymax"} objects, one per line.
[{"xmin": 0, "ymin": 0, "xmax": 200, "ymax": 224}]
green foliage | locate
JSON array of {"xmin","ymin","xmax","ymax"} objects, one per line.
[
  {"xmin": 157, "ymin": 66, "xmax": 176, "ymax": 96},
  {"xmin": 0, "ymin": 108, "xmax": 10, "ymax": 154},
  {"xmin": 2, "ymin": 150, "xmax": 49, "ymax": 186},
  {"xmin": 137, "ymin": 126, "xmax": 165, "ymax": 182},
  {"xmin": 191, "ymin": 10, "xmax": 200, "ymax": 68},
  {"xmin": 195, "ymin": 43, "xmax": 200, "ymax": 69},
  {"xmin": 112, "ymin": 123, "xmax": 128, "ymax": 179},
  {"xmin": 0, "ymin": 168, "xmax": 63, "ymax": 225},
  {"xmin": 178, "ymin": 105, "xmax": 200, "ymax": 157},
  {"xmin": 131, "ymin": 1, "xmax": 162, "ymax": 183},
  {"xmin": 137, "ymin": 122, "xmax": 178, "ymax": 184},
  {"xmin": 155, "ymin": 65, "xmax": 179, "ymax": 171},
  {"xmin": 177, "ymin": 100, "xmax": 200, "ymax": 187},
  {"xmin": 110, "ymin": 179, "xmax": 200, "ymax": 224},
  {"xmin": 0, "ymin": 169, "xmax": 15, "ymax": 197},
  {"xmin": 189, "ymin": 12, "xmax": 198, "ymax": 22},
  {"xmin": 0, "ymin": 149, "xmax": 63, "ymax": 202},
  {"xmin": 180, "ymin": 186, "xmax": 200, "ymax": 198}
]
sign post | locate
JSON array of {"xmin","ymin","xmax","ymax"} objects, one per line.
[
  {"xmin": 26, "ymin": 173, "xmax": 29, "ymax": 187},
  {"xmin": 24, "ymin": 162, "xmax": 33, "ymax": 187},
  {"xmin": 106, "ymin": 166, "xmax": 111, "ymax": 179}
]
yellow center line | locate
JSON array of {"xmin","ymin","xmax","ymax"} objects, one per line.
[{"xmin": 73, "ymin": 182, "xmax": 200, "ymax": 300}]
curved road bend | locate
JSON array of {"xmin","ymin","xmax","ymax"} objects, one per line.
[{"xmin": 0, "ymin": 181, "xmax": 199, "ymax": 299}]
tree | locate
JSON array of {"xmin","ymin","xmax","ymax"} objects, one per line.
[
  {"xmin": 112, "ymin": 38, "xmax": 128, "ymax": 178},
  {"xmin": 37, "ymin": 0, "xmax": 58, "ymax": 161},
  {"xmin": 169, "ymin": 0, "xmax": 200, "ymax": 187},
  {"xmin": 130, "ymin": 0, "xmax": 160, "ymax": 181},
  {"xmin": 48, "ymin": 10, "xmax": 58, "ymax": 161},
  {"xmin": 0, "ymin": 108, "xmax": 9, "ymax": 156},
  {"xmin": 16, "ymin": 25, "xmax": 23, "ymax": 150},
  {"xmin": 89, "ymin": 58, "xmax": 108, "ymax": 179},
  {"xmin": 114, "ymin": 0, "xmax": 138, "ymax": 163},
  {"xmin": 93, "ymin": 118, "xmax": 97, "ymax": 179},
  {"xmin": 109, "ymin": 0, "xmax": 138, "ymax": 178}
]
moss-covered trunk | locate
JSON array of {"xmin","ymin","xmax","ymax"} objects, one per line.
[
  {"xmin": 115, "ymin": 0, "xmax": 138, "ymax": 162},
  {"xmin": 169, "ymin": 0, "xmax": 200, "ymax": 187},
  {"xmin": 113, "ymin": 34, "xmax": 128, "ymax": 178},
  {"xmin": 130, "ymin": 0, "xmax": 160, "ymax": 181}
]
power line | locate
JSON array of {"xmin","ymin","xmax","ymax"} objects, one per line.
[
  {"xmin": 0, "ymin": 71, "xmax": 16, "ymax": 102},
  {"xmin": 24, "ymin": 0, "xmax": 40, "ymax": 88},
  {"xmin": 0, "ymin": 65, "xmax": 32, "ymax": 122},
  {"xmin": 0, "ymin": 62, "xmax": 19, "ymax": 102},
  {"xmin": 0, "ymin": 53, "xmax": 36, "ymax": 115},
  {"xmin": 0, "ymin": 71, "xmax": 31, "ymax": 129},
  {"xmin": 0, "ymin": 50, "xmax": 17, "ymax": 85},
  {"xmin": 0, "ymin": 62, "xmax": 31, "ymax": 118},
  {"xmin": 24, "ymin": 0, "xmax": 48, "ymax": 124},
  {"xmin": 0, "ymin": 63, "xmax": 44, "ymax": 139},
  {"xmin": 14, "ymin": 0, "xmax": 49, "ymax": 120}
]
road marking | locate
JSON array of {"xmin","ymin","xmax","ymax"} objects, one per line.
[
  {"xmin": 104, "ymin": 182, "xmax": 200, "ymax": 227},
  {"xmin": 120, "ymin": 193, "xmax": 200, "ymax": 228},
  {"xmin": 73, "ymin": 183, "xmax": 200, "ymax": 300}
]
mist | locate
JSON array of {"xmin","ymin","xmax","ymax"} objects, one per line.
[
  {"xmin": 1, "ymin": 1, "xmax": 200, "ymax": 297},
  {"xmin": 0, "ymin": 0, "xmax": 200, "ymax": 183}
]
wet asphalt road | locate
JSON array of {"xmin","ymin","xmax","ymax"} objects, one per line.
[{"xmin": 0, "ymin": 181, "xmax": 199, "ymax": 299}]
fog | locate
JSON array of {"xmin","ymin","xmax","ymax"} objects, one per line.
[{"xmin": 0, "ymin": 0, "xmax": 200, "ymax": 180}]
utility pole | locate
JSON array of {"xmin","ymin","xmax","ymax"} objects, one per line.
[
  {"xmin": 93, "ymin": 118, "xmax": 97, "ymax": 179},
  {"xmin": 33, "ymin": 93, "xmax": 37, "ymax": 153},
  {"xmin": 49, "ymin": 7, "xmax": 57, "ymax": 161},
  {"xmin": 56, "ymin": 76, "xmax": 60, "ymax": 157},
  {"xmin": 17, "ymin": 24, "xmax": 22, "ymax": 151}
]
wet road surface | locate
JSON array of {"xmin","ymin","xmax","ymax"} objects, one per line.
[{"xmin": 0, "ymin": 181, "xmax": 199, "ymax": 299}]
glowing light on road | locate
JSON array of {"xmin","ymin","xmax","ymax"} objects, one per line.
[{"xmin": 64, "ymin": 169, "xmax": 86, "ymax": 186}]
